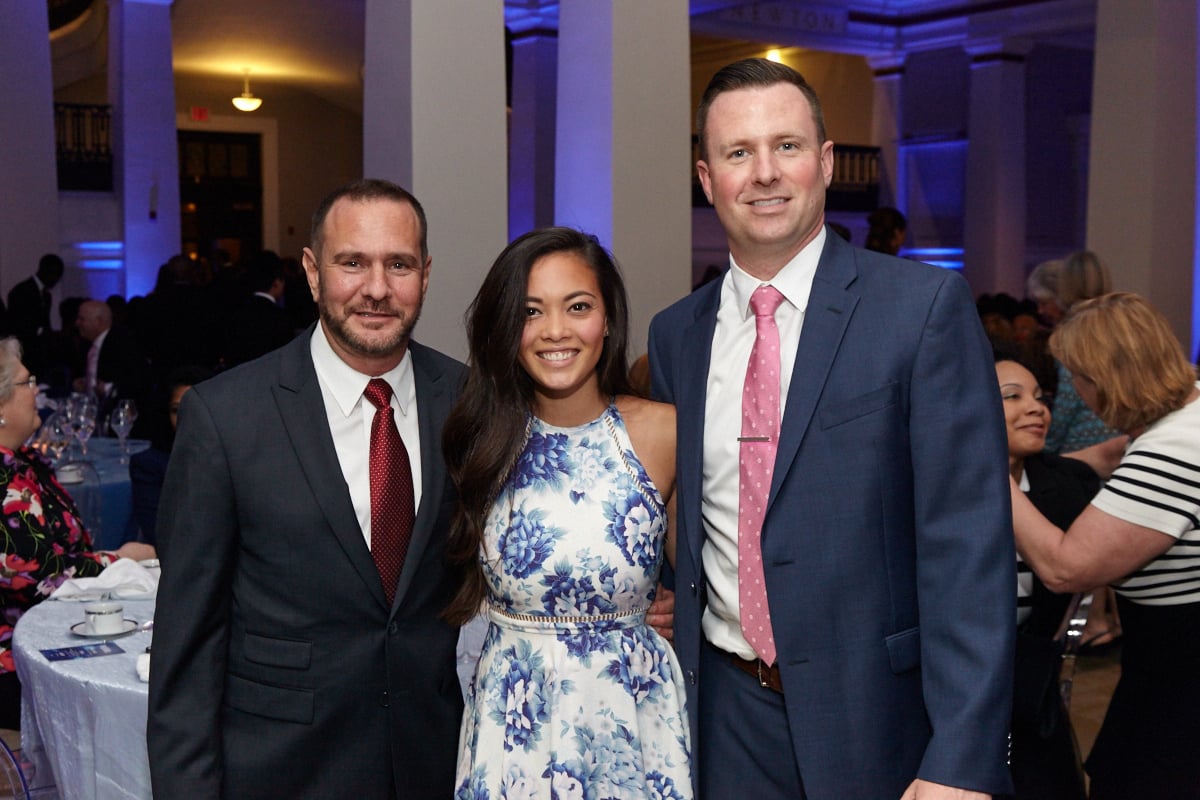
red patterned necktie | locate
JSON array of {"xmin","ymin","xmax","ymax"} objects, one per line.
[
  {"xmin": 739, "ymin": 284, "xmax": 785, "ymax": 665},
  {"xmin": 363, "ymin": 378, "xmax": 414, "ymax": 605}
]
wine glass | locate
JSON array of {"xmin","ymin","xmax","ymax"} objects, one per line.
[
  {"xmin": 109, "ymin": 399, "xmax": 138, "ymax": 464},
  {"xmin": 43, "ymin": 412, "xmax": 74, "ymax": 466},
  {"xmin": 66, "ymin": 393, "xmax": 98, "ymax": 458}
]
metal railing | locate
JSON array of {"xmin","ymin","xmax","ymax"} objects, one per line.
[{"xmin": 55, "ymin": 103, "xmax": 113, "ymax": 192}]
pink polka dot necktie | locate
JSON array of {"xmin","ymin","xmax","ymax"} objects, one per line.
[
  {"xmin": 739, "ymin": 285, "xmax": 784, "ymax": 665},
  {"xmin": 364, "ymin": 378, "xmax": 414, "ymax": 605}
]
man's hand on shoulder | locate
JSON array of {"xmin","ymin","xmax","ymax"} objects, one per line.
[{"xmin": 901, "ymin": 779, "xmax": 990, "ymax": 800}]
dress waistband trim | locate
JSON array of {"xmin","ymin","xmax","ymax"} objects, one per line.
[{"xmin": 487, "ymin": 604, "xmax": 649, "ymax": 632}]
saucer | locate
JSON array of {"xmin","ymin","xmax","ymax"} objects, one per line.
[{"xmin": 69, "ymin": 619, "xmax": 139, "ymax": 639}]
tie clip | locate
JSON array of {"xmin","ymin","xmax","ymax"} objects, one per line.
[{"xmin": 738, "ymin": 435, "xmax": 771, "ymax": 442}]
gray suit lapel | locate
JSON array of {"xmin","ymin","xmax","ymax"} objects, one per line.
[
  {"xmin": 272, "ymin": 332, "xmax": 391, "ymax": 609},
  {"xmin": 770, "ymin": 237, "xmax": 859, "ymax": 508},
  {"xmin": 392, "ymin": 341, "xmax": 454, "ymax": 606}
]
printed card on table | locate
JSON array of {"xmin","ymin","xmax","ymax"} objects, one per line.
[{"xmin": 41, "ymin": 641, "xmax": 125, "ymax": 662}]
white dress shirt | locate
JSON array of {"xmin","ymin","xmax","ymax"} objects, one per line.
[
  {"xmin": 701, "ymin": 227, "xmax": 825, "ymax": 659},
  {"xmin": 309, "ymin": 325, "xmax": 423, "ymax": 549},
  {"xmin": 86, "ymin": 328, "xmax": 109, "ymax": 393}
]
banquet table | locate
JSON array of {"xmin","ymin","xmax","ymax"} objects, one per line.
[
  {"xmin": 13, "ymin": 597, "xmax": 154, "ymax": 800},
  {"xmin": 57, "ymin": 439, "xmax": 149, "ymax": 552}
]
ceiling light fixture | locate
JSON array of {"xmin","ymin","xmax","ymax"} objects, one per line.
[{"xmin": 232, "ymin": 70, "xmax": 263, "ymax": 112}]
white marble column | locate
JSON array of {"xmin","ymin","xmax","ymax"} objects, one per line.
[
  {"xmin": 363, "ymin": 0, "xmax": 508, "ymax": 360},
  {"xmin": 0, "ymin": 2, "xmax": 60, "ymax": 296},
  {"xmin": 962, "ymin": 40, "xmax": 1030, "ymax": 298},
  {"xmin": 1087, "ymin": 0, "xmax": 1198, "ymax": 353},
  {"xmin": 555, "ymin": 0, "xmax": 691, "ymax": 354},
  {"xmin": 867, "ymin": 53, "xmax": 905, "ymax": 210},
  {"xmin": 108, "ymin": 0, "xmax": 180, "ymax": 299}
]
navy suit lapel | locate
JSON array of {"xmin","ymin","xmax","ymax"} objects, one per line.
[
  {"xmin": 678, "ymin": 284, "xmax": 721, "ymax": 574},
  {"xmin": 392, "ymin": 341, "xmax": 453, "ymax": 606},
  {"xmin": 770, "ymin": 236, "xmax": 859, "ymax": 507},
  {"xmin": 272, "ymin": 332, "xmax": 391, "ymax": 610}
]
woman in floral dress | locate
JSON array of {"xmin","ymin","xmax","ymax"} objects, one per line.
[
  {"xmin": 444, "ymin": 228, "xmax": 691, "ymax": 798},
  {"xmin": 0, "ymin": 338, "xmax": 154, "ymax": 727}
]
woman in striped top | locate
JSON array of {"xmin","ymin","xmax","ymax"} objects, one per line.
[{"xmin": 1010, "ymin": 292, "xmax": 1200, "ymax": 799}]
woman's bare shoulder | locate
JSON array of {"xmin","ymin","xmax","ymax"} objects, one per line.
[{"xmin": 615, "ymin": 395, "xmax": 676, "ymax": 428}]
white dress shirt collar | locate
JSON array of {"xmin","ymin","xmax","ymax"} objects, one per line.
[
  {"xmin": 309, "ymin": 323, "xmax": 415, "ymax": 419},
  {"xmin": 727, "ymin": 225, "xmax": 826, "ymax": 317}
]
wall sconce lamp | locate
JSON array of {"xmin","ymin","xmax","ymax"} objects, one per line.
[{"xmin": 232, "ymin": 70, "xmax": 263, "ymax": 112}]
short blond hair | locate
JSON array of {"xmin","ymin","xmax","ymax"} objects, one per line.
[
  {"xmin": 1050, "ymin": 292, "xmax": 1196, "ymax": 431},
  {"xmin": 1057, "ymin": 250, "xmax": 1111, "ymax": 309}
]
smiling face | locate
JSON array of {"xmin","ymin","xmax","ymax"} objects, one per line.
[
  {"xmin": 519, "ymin": 251, "xmax": 608, "ymax": 418},
  {"xmin": 996, "ymin": 360, "xmax": 1050, "ymax": 472},
  {"xmin": 302, "ymin": 197, "xmax": 430, "ymax": 375},
  {"xmin": 697, "ymin": 81, "xmax": 834, "ymax": 280}
]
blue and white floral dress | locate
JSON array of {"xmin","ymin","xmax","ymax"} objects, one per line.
[{"xmin": 455, "ymin": 405, "xmax": 692, "ymax": 800}]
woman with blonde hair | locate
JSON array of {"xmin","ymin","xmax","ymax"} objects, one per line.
[{"xmin": 1009, "ymin": 292, "xmax": 1200, "ymax": 798}]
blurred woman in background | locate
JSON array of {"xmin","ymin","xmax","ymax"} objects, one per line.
[
  {"xmin": 996, "ymin": 349, "xmax": 1095, "ymax": 799},
  {"xmin": 1009, "ymin": 293, "xmax": 1200, "ymax": 798},
  {"xmin": 0, "ymin": 338, "xmax": 153, "ymax": 727}
]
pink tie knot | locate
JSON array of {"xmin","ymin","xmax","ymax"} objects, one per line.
[
  {"xmin": 364, "ymin": 378, "xmax": 393, "ymax": 410},
  {"xmin": 750, "ymin": 285, "xmax": 785, "ymax": 318}
]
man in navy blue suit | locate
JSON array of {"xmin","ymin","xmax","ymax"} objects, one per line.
[{"xmin": 648, "ymin": 58, "xmax": 1015, "ymax": 799}]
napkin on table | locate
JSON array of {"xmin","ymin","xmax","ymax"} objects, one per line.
[
  {"xmin": 50, "ymin": 557, "xmax": 159, "ymax": 600},
  {"xmin": 136, "ymin": 652, "xmax": 150, "ymax": 683}
]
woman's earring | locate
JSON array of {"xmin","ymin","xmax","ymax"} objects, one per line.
[{"xmin": 0, "ymin": 415, "xmax": 6, "ymax": 427}]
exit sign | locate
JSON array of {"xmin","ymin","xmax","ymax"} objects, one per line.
[{"xmin": 189, "ymin": 106, "xmax": 210, "ymax": 122}]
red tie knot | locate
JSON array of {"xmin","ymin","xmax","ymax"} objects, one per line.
[
  {"xmin": 364, "ymin": 378, "xmax": 393, "ymax": 411},
  {"xmin": 750, "ymin": 285, "xmax": 785, "ymax": 318}
]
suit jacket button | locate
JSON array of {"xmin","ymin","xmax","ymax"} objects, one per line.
[
  {"xmin": 381, "ymin": 691, "xmax": 390, "ymax": 708},
  {"xmin": 388, "ymin": 621, "xmax": 399, "ymax": 635},
  {"xmin": 689, "ymin": 582, "xmax": 697, "ymax": 595},
  {"xmin": 686, "ymin": 669, "xmax": 696, "ymax": 685}
]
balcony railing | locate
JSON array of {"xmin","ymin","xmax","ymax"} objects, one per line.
[
  {"xmin": 55, "ymin": 103, "xmax": 113, "ymax": 192},
  {"xmin": 56, "ymin": 103, "xmax": 881, "ymax": 210}
]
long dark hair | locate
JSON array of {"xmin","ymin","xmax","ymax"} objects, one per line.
[{"xmin": 442, "ymin": 227, "xmax": 633, "ymax": 624}]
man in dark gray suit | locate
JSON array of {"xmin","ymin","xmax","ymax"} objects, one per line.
[{"xmin": 148, "ymin": 179, "xmax": 466, "ymax": 798}]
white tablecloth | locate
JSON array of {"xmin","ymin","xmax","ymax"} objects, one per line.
[{"xmin": 13, "ymin": 598, "xmax": 154, "ymax": 800}]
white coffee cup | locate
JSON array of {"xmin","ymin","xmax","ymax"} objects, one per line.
[{"xmin": 83, "ymin": 602, "xmax": 125, "ymax": 636}]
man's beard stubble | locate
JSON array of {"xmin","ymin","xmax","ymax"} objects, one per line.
[{"xmin": 318, "ymin": 299, "xmax": 422, "ymax": 361}]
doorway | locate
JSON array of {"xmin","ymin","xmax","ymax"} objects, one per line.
[{"xmin": 178, "ymin": 130, "xmax": 263, "ymax": 266}]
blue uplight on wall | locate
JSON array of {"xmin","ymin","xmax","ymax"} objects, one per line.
[
  {"xmin": 75, "ymin": 241, "xmax": 124, "ymax": 271},
  {"xmin": 903, "ymin": 247, "xmax": 963, "ymax": 270}
]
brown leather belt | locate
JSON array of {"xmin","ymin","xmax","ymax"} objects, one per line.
[{"xmin": 725, "ymin": 651, "xmax": 783, "ymax": 693}]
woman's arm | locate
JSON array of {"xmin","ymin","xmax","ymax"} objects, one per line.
[
  {"xmin": 1010, "ymin": 476, "xmax": 1176, "ymax": 592},
  {"xmin": 1061, "ymin": 435, "xmax": 1129, "ymax": 480}
]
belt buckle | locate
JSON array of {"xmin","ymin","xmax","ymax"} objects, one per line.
[{"xmin": 756, "ymin": 658, "xmax": 771, "ymax": 689}]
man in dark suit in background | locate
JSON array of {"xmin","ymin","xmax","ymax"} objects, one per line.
[
  {"xmin": 222, "ymin": 250, "xmax": 295, "ymax": 368},
  {"xmin": 648, "ymin": 59, "xmax": 1015, "ymax": 799},
  {"xmin": 148, "ymin": 179, "xmax": 466, "ymax": 798},
  {"xmin": 8, "ymin": 253, "xmax": 64, "ymax": 374},
  {"xmin": 75, "ymin": 299, "xmax": 149, "ymax": 406}
]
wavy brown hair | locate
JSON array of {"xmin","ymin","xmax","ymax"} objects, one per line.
[
  {"xmin": 1050, "ymin": 292, "xmax": 1196, "ymax": 432},
  {"xmin": 442, "ymin": 227, "xmax": 632, "ymax": 624}
]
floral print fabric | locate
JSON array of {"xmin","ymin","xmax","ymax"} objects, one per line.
[
  {"xmin": 0, "ymin": 447, "xmax": 109, "ymax": 673},
  {"xmin": 455, "ymin": 406, "xmax": 692, "ymax": 799}
]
